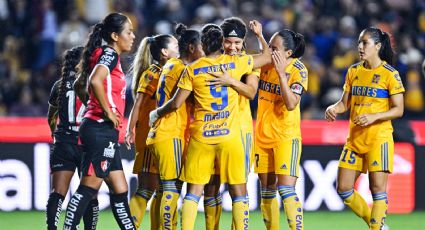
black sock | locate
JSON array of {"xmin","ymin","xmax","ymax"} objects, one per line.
[
  {"xmin": 110, "ymin": 192, "xmax": 135, "ymax": 230},
  {"xmin": 46, "ymin": 192, "xmax": 65, "ymax": 230},
  {"xmin": 83, "ymin": 198, "xmax": 99, "ymax": 230},
  {"xmin": 63, "ymin": 185, "xmax": 97, "ymax": 230}
]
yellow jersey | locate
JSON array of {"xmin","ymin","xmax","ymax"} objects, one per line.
[
  {"xmin": 178, "ymin": 54, "xmax": 254, "ymax": 144},
  {"xmin": 343, "ymin": 61, "xmax": 405, "ymax": 153},
  {"xmin": 256, "ymin": 58, "xmax": 308, "ymax": 148},
  {"xmin": 239, "ymin": 68, "xmax": 260, "ymax": 133},
  {"xmin": 135, "ymin": 64, "xmax": 161, "ymax": 148},
  {"xmin": 147, "ymin": 58, "xmax": 189, "ymax": 144}
]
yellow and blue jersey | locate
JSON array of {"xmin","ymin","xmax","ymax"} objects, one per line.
[
  {"xmin": 256, "ymin": 58, "xmax": 308, "ymax": 148},
  {"xmin": 343, "ymin": 61, "xmax": 405, "ymax": 153},
  {"xmin": 178, "ymin": 54, "xmax": 254, "ymax": 144}
]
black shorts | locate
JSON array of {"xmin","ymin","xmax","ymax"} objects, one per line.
[
  {"xmin": 80, "ymin": 118, "xmax": 123, "ymax": 178},
  {"xmin": 50, "ymin": 141, "xmax": 83, "ymax": 173}
]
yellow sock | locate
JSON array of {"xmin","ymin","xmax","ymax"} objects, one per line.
[
  {"xmin": 204, "ymin": 194, "xmax": 223, "ymax": 230},
  {"xmin": 339, "ymin": 189, "xmax": 371, "ymax": 226},
  {"xmin": 161, "ymin": 180, "xmax": 182, "ymax": 230},
  {"xmin": 260, "ymin": 188, "xmax": 280, "ymax": 230},
  {"xmin": 370, "ymin": 193, "xmax": 388, "ymax": 230},
  {"xmin": 181, "ymin": 193, "xmax": 200, "ymax": 230},
  {"xmin": 231, "ymin": 196, "xmax": 249, "ymax": 230},
  {"xmin": 150, "ymin": 191, "xmax": 162, "ymax": 230},
  {"xmin": 278, "ymin": 186, "xmax": 303, "ymax": 230},
  {"xmin": 129, "ymin": 189, "xmax": 154, "ymax": 229}
]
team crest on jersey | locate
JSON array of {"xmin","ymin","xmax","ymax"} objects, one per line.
[
  {"xmin": 103, "ymin": 142, "xmax": 116, "ymax": 158},
  {"xmin": 372, "ymin": 74, "xmax": 380, "ymax": 84},
  {"xmin": 100, "ymin": 160, "xmax": 110, "ymax": 172},
  {"xmin": 354, "ymin": 76, "xmax": 359, "ymax": 81}
]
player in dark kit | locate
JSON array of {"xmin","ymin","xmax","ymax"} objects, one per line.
[
  {"xmin": 46, "ymin": 46, "xmax": 99, "ymax": 230},
  {"xmin": 63, "ymin": 13, "xmax": 136, "ymax": 230}
]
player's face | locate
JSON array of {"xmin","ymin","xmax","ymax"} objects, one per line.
[
  {"xmin": 222, "ymin": 37, "xmax": 244, "ymax": 55},
  {"xmin": 358, "ymin": 31, "xmax": 381, "ymax": 61},
  {"xmin": 269, "ymin": 33, "xmax": 292, "ymax": 58},
  {"xmin": 165, "ymin": 37, "xmax": 180, "ymax": 59},
  {"xmin": 116, "ymin": 20, "xmax": 135, "ymax": 53}
]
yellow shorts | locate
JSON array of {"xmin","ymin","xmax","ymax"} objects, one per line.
[
  {"xmin": 254, "ymin": 138, "xmax": 301, "ymax": 177},
  {"xmin": 133, "ymin": 141, "xmax": 158, "ymax": 174},
  {"xmin": 148, "ymin": 138, "xmax": 184, "ymax": 180},
  {"xmin": 339, "ymin": 139, "xmax": 394, "ymax": 173},
  {"xmin": 180, "ymin": 135, "xmax": 247, "ymax": 185}
]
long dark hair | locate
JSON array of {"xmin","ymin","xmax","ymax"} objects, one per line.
[
  {"xmin": 362, "ymin": 27, "xmax": 394, "ymax": 64},
  {"xmin": 76, "ymin": 13, "xmax": 129, "ymax": 101},
  {"xmin": 277, "ymin": 29, "xmax": 305, "ymax": 58},
  {"xmin": 201, "ymin": 24, "xmax": 223, "ymax": 56},
  {"xmin": 175, "ymin": 23, "xmax": 201, "ymax": 58},
  {"xmin": 57, "ymin": 46, "xmax": 83, "ymax": 109}
]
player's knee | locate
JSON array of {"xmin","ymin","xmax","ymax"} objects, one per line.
[
  {"xmin": 369, "ymin": 183, "xmax": 386, "ymax": 194},
  {"xmin": 336, "ymin": 181, "xmax": 353, "ymax": 193}
]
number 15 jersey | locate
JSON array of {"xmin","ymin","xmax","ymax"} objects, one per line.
[{"xmin": 178, "ymin": 54, "xmax": 254, "ymax": 144}]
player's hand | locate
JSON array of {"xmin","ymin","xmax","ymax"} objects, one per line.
[
  {"xmin": 272, "ymin": 51, "xmax": 290, "ymax": 78},
  {"xmin": 325, "ymin": 105, "xmax": 337, "ymax": 122},
  {"xmin": 353, "ymin": 113, "xmax": 377, "ymax": 126},
  {"xmin": 125, "ymin": 130, "xmax": 134, "ymax": 150},
  {"xmin": 149, "ymin": 109, "xmax": 159, "ymax": 127},
  {"xmin": 206, "ymin": 66, "xmax": 233, "ymax": 87},
  {"xmin": 106, "ymin": 110, "xmax": 120, "ymax": 128},
  {"xmin": 249, "ymin": 20, "xmax": 263, "ymax": 37}
]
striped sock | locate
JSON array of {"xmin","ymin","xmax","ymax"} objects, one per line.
[
  {"xmin": 278, "ymin": 185, "xmax": 303, "ymax": 230},
  {"xmin": 181, "ymin": 193, "xmax": 201, "ymax": 230},
  {"xmin": 338, "ymin": 189, "xmax": 371, "ymax": 226},
  {"xmin": 204, "ymin": 193, "xmax": 223, "ymax": 230},
  {"xmin": 150, "ymin": 183, "xmax": 163, "ymax": 230},
  {"xmin": 260, "ymin": 188, "xmax": 279, "ymax": 230},
  {"xmin": 129, "ymin": 188, "xmax": 154, "ymax": 228},
  {"xmin": 161, "ymin": 180, "xmax": 182, "ymax": 230},
  {"xmin": 370, "ymin": 192, "xmax": 388, "ymax": 230},
  {"xmin": 231, "ymin": 196, "xmax": 249, "ymax": 230}
]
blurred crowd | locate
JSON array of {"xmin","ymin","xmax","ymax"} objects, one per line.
[{"xmin": 0, "ymin": 0, "xmax": 424, "ymax": 119}]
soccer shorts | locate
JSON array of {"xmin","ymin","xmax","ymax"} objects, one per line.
[
  {"xmin": 254, "ymin": 138, "xmax": 302, "ymax": 177},
  {"xmin": 180, "ymin": 135, "xmax": 247, "ymax": 185},
  {"xmin": 79, "ymin": 118, "xmax": 123, "ymax": 178},
  {"xmin": 339, "ymin": 139, "xmax": 394, "ymax": 173},
  {"xmin": 132, "ymin": 134, "xmax": 158, "ymax": 174},
  {"xmin": 148, "ymin": 138, "xmax": 184, "ymax": 180},
  {"xmin": 50, "ymin": 141, "xmax": 83, "ymax": 173}
]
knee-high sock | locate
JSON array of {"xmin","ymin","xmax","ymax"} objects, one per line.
[
  {"xmin": 370, "ymin": 192, "xmax": 388, "ymax": 230},
  {"xmin": 278, "ymin": 185, "xmax": 303, "ymax": 230},
  {"xmin": 231, "ymin": 196, "xmax": 249, "ymax": 230},
  {"xmin": 63, "ymin": 185, "xmax": 97, "ymax": 230},
  {"xmin": 181, "ymin": 193, "xmax": 201, "ymax": 230},
  {"xmin": 46, "ymin": 192, "xmax": 65, "ymax": 230},
  {"xmin": 338, "ymin": 189, "xmax": 371, "ymax": 226},
  {"xmin": 129, "ymin": 188, "xmax": 154, "ymax": 229},
  {"xmin": 110, "ymin": 192, "xmax": 136, "ymax": 230},
  {"xmin": 83, "ymin": 198, "xmax": 99, "ymax": 230},
  {"xmin": 160, "ymin": 180, "xmax": 182, "ymax": 230},
  {"xmin": 260, "ymin": 188, "xmax": 279, "ymax": 230},
  {"xmin": 150, "ymin": 183, "xmax": 162, "ymax": 230},
  {"xmin": 204, "ymin": 193, "xmax": 223, "ymax": 230}
]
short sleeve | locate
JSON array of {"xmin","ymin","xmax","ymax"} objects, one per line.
[
  {"xmin": 137, "ymin": 70, "xmax": 159, "ymax": 96},
  {"xmin": 289, "ymin": 68, "xmax": 308, "ymax": 95},
  {"xmin": 96, "ymin": 47, "xmax": 118, "ymax": 72},
  {"xmin": 48, "ymin": 80, "xmax": 60, "ymax": 107},
  {"xmin": 388, "ymin": 71, "xmax": 405, "ymax": 95},
  {"xmin": 178, "ymin": 67, "xmax": 193, "ymax": 91},
  {"xmin": 343, "ymin": 68, "xmax": 353, "ymax": 93}
]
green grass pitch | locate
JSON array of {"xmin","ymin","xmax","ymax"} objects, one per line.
[{"xmin": 0, "ymin": 210, "xmax": 424, "ymax": 229}]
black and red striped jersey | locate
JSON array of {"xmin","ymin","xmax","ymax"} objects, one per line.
[{"xmin": 84, "ymin": 46, "xmax": 126, "ymax": 129}]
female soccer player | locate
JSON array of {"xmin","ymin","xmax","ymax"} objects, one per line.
[
  {"xmin": 203, "ymin": 17, "xmax": 260, "ymax": 230},
  {"xmin": 46, "ymin": 47, "xmax": 99, "ymax": 230},
  {"xmin": 145, "ymin": 23, "xmax": 204, "ymax": 230},
  {"xmin": 64, "ymin": 12, "xmax": 135, "ymax": 230},
  {"xmin": 125, "ymin": 33, "xmax": 179, "ymax": 229},
  {"xmin": 325, "ymin": 27, "xmax": 404, "ymax": 230},
  {"xmin": 254, "ymin": 29, "xmax": 307, "ymax": 230},
  {"xmin": 149, "ymin": 22, "xmax": 269, "ymax": 230}
]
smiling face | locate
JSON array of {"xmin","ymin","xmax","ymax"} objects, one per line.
[
  {"xmin": 357, "ymin": 31, "xmax": 381, "ymax": 62},
  {"xmin": 115, "ymin": 19, "xmax": 135, "ymax": 53},
  {"xmin": 222, "ymin": 36, "xmax": 244, "ymax": 55}
]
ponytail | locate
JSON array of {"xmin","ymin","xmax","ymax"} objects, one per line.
[
  {"xmin": 362, "ymin": 27, "xmax": 394, "ymax": 65},
  {"xmin": 131, "ymin": 37, "xmax": 152, "ymax": 98},
  {"xmin": 277, "ymin": 29, "xmax": 305, "ymax": 58}
]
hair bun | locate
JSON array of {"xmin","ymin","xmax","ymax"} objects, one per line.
[{"xmin": 175, "ymin": 23, "xmax": 188, "ymax": 36}]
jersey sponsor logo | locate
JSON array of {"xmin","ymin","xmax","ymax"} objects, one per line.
[
  {"xmin": 259, "ymin": 80, "xmax": 281, "ymax": 95},
  {"xmin": 194, "ymin": 62, "xmax": 235, "ymax": 75},
  {"xmin": 203, "ymin": 111, "xmax": 230, "ymax": 122},
  {"xmin": 99, "ymin": 48, "xmax": 116, "ymax": 67},
  {"xmin": 202, "ymin": 129, "xmax": 230, "ymax": 137},
  {"xmin": 112, "ymin": 202, "xmax": 135, "ymax": 229},
  {"xmin": 296, "ymin": 214, "xmax": 303, "ymax": 230},
  {"xmin": 351, "ymin": 86, "xmax": 389, "ymax": 98},
  {"xmin": 52, "ymin": 163, "xmax": 63, "ymax": 168},
  {"xmin": 372, "ymin": 74, "xmax": 381, "ymax": 84},
  {"xmin": 103, "ymin": 142, "xmax": 116, "ymax": 158}
]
